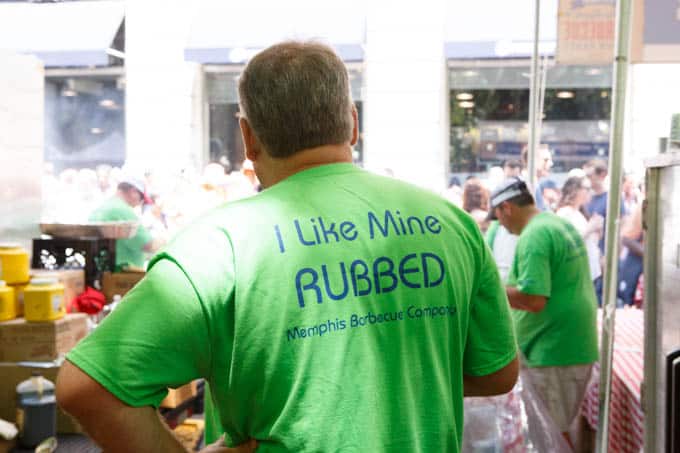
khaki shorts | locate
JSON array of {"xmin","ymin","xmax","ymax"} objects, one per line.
[{"xmin": 525, "ymin": 364, "xmax": 593, "ymax": 432}]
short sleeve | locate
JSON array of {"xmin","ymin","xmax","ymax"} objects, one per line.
[
  {"xmin": 463, "ymin": 240, "xmax": 517, "ymax": 376},
  {"xmin": 512, "ymin": 234, "xmax": 551, "ymax": 297},
  {"xmin": 66, "ymin": 258, "xmax": 211, "ymax": 408}
]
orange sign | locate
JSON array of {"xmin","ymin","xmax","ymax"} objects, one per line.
[{"xmin": 557, "ymin": 0, "xmax": 616, "ymax": 65}]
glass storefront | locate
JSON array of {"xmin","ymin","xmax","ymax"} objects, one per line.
[
  {"xmin": 45, "ymin": 72, "xmax": 126, "ymax": 172},
  {"xmin": 448, "ymin": 61, "xmax": 613, "ymax": 176},
  {"xmin": 205, "ymin": 64, "xmax": 365, "ymax": 170}
]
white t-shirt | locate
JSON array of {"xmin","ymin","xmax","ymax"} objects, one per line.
[
  {"xmin": 556, "ymin": 206, "xmax": 602, "ymax": 281},
  {"xmin": 492, "ymin": 225, "xmax": 519, "ymax": 283}
]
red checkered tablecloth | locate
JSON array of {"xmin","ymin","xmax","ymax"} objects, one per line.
[{"xmin": 581, "ymin": 308, "xmax": 644, "ymax": 453}]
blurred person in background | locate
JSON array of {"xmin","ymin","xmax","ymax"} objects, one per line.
[
  {"xmin": 555, "ymin": 176, "xmax": 603, "ymax": 282},
  {"xmin": 489, "ymin": 177, "xmax": 598, "ymax": 448},
  {"xmin": 442, "ymin": 175, "xmax": 463, "ymax": 207},
  {"xmin": 76, "ymin": 168, "xmax": 104, "ymax": 218},
  {"xmin": 486, "ymin": 165, "xmax": 505, "ymax": 192},
  {"xmin": 618, "ymin": 201, "xmax": 644, "ymax": 306},
  {"xmin": 462, "ymin": 177, "xmax": 491, "ymax": 233},
  {"xmin": 199, "ymin": 162, "xmax": 229, "ymax": 208},
  {"xmin": 140, "ymin": 170, "xmax": 171, "ymax": 243},
  {"xmin": 96, "ymin": 164, "xmax": 114, "ymax": 195},
  {"xmin": 584, "ymin": 159, "xmax": 627, "ymax": 305},
  {"xmin": 52, "ymin": 168, "xmax": 83, "ymax": 223},
  {"xmin": 521, "ymin": 144, "xmax": 558, "ymax": 211},
  {"xmin": 503, "ymin": 159, "xmax": 522, "ymax": 178},
  {"xmin": 58, "ymin": 40, "xmax": 518, "ymax": 453},
  {"xmin": 621, "ymin": 172, "xmax": 641, "ymax": 215},
  {"xmin": 225, "ymin": 159, "xmax": 259, "ymax": 201},
  {"xmin": 89, "ymin": 176, "xmax": 160, "ymax": 269}
]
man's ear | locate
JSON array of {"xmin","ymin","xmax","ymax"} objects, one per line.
[
  {"xmin": 239, "ymin": 117, "xmax": 261, "ymax": 162},
  {"xmin": 499, "ymin": 201, "xmax": 511, "ymax": 217},
  {"xmin": 350, "ymin": 105, "xmax": 359, "ymax": 147}
]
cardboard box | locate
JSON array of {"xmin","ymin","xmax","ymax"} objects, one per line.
[
  {"xmin": 160, "ymin": 381, "xmax": 198, "ymax": 409},
  {"xmin": 173, "ymin": 418, "xmax": 204, "ymax": 451},
  {"xmin": 0, "ymin": 313, "xmax": 88, "ymax": 362},
  {"xmin": 0, "ymin": 360, "xmax": 82, "ymax": 434},
  {"xmin": 29, "ymin": 269, "xmax": 86, "ymax": 309},
  {"xmin": 101, "ymin": 271, "xmax": 145, "ymax": 302},
  {"xmin": 0, "ymin": 437, "xmax": 17, "ymax": 453}
]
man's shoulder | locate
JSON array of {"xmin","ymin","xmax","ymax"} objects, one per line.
[
  {"xmin": 519, "ymin": 213, "xmax": 562, "ymax": 244},
  {"xmin": 90, "ymin": 197, "xmax": 135, "ymax": 220}
]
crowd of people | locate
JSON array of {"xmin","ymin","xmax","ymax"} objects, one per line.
[
  {"xmin": 51, "ymin": 41, "xmax": 641, "ymax": 452},
  {"xmin": 445, "ymin": 147, "xmax": 644, "ymax": 308},
  {"xmin": 41, "ymin": 160, "xmax": 261, "ymax": 268}
]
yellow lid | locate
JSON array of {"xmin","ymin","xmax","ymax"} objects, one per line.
[{"xmin": 0, "ymin": 243, "xmax": 21, "ymax": 249}]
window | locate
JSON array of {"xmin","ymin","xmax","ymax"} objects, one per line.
[
  {"xmin": 449, "ymin": 62, "xmax": 612, "ymax": 175},
  {"xmin": 45, "ymin": 75, "xmax": 126, "ymax": 171}
]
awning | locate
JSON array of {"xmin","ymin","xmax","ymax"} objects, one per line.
[
  {"xmin": 0, "ymin": 1, "xmax": 125, "ymax": 68},
  {"xmin": 185, "ymin": 1, "xmax": 365, "ymax": 64},
  {"xmin": 444, "ymin": 0, "xmax": 557, "ymax": 59},
  {"xmin": 445, "ymin": 41, "xmax": 556, "ymax": 60}
]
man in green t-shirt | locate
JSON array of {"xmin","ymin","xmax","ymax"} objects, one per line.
[
  {"xmin": 89, "ymin": 177, "xmax": 155, "ymax": 269},
  {"xmin": 57, "ymin": 41, "xmax": 518, "ymax": 453},
  {"xmin": 488, "ymin": 177, "xmax": 598, "ymax": 446}
]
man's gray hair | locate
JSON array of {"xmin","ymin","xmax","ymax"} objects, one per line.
[{"xmin": 238, "ymin": 41, "xmax": 354, "ymax": 158}]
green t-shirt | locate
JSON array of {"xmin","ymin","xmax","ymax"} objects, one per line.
[
  {"xmin": 68, "ymin": 163, "xmax": 517, "ymax": 452},
  {"xmin": 507, "ymin": 212, "xmax": 598, "ymax": 368},
  {"xmin": 89, "ymin": 197, "xmax": 152, "ymax": 269}
]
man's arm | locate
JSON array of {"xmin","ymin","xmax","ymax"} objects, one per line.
[
  {"xmin": 464, "ymin": 356, "xmax": 519, "ymax": 397},
  {"xmin": 56, "ymin": 360, "xmax": 187, "ymax": 453},
  {"xmin": 56, "ymin": 361, "xmax": 257, "ymax": 453},
  {"xmin": 506, "ymin": 286, "xmax": 546, "ymax": 312}
]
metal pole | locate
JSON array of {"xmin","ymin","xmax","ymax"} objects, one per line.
[
  {"xmin": 526, "ymin": 0, "xmax": 540, "ymax": 192},
  {"xmin": 536, "ymin": 56, "xmax": 549, "ymax": 147},
  {"xmin": 642, "ymin": 168, "xmax": 660, "ymax": 453},
  {"xmin": 596, "ymin": 0, "xmax": 633, "ymax": 451}
]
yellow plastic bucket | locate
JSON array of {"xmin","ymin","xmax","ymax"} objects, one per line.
[
  {"xmin": 24, "ymin": 278, "xmax": 65, "ymax": 322},
  {"xmin": 9, "ymin": 281, "xmax": 28, "ymax": 317},
  {"xmin": 0, "ymin": 243, "xmax": 30, "ymax": 285},
  {"xmin": 0, "ymin": 281, "xmax": 15, "ymax": 321}
]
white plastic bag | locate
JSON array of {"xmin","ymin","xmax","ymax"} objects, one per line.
[{"xmin": 463, "ymin": 369, "xmax": 571, "ymax": 452}]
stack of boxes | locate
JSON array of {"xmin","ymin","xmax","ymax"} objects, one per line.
[
  {"xmin": 0, "ymin": 243, "xmax": 88, "ymax": 435},
  {"xmin": 0, "ymin": 243, "xmax": 199, "ymax": 441}
]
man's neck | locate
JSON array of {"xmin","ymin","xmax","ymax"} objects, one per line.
[
  {"xmin": 258, "ymin": 144, "xmax": 353, "ymax": 188},
  {"xmin": 516, "ymin": 206, "xmax": 541, "ymax": 234}
]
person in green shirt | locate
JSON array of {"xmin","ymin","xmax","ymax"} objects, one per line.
[
  {"xmin": 56, "ymin": 41, "xmax": 518, "ymax": 453},
  {"xmin": 488, "ymin": 177, "xmax": 598, "ymax": 447},
  {"xmin": 89, "ymin": 177, "xmax": 154, "ymax": 269}
]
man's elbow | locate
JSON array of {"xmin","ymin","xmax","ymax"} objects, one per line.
[
  {"xmin": 495, "ymin": 356, "xmax": 519, "ymax": 394},
  {"xmin": 55, "ymin": 361, "xmax": 99, "ymax": 419},
  {"xmin": 465, "ymin": 356, "xmax": 519, "ymax": 396},
  {"xmin": 488, "ymin": 356, "xmax": 519, "ymax": 395}
]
